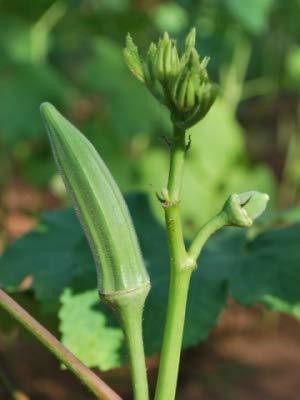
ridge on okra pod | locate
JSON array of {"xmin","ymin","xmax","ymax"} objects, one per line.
[{"xmin": 40, "ymin": 102, "xmax": 150, "ymax": 303}]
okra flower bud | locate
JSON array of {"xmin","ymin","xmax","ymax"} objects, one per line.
[
  {"xmin": 170, "ymin": 48, "xmax": 217, "ymax": 128},
  {"xmin": 40, "ymin": 103, "xmax": 150, "ymax": 301},
  {"xmin": 123, "ymin": 28, "xmax": 217, "ymax": 129},
  {"xmin": 223, "ymin": 191, "xmax": 270, "ymax": 227},
  {"xmin": 152, "ymin": 33, "xmax": 180, "ymax": 84}
]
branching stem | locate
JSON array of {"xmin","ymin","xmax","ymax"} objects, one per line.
[{"xmin": 188, "ymin": 212, "xmax": 227, "ymax": 262}]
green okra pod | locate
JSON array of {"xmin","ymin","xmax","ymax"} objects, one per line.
[
  {"xmin": 40, "ymin": 103, "xmax": 150, "ymax": 299},
  {"xmin": 41, "ymin": 102, "xmax": 150, "ymax": 400}
]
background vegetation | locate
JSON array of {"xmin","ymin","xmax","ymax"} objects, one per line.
[{"xmin": 1, "ymin": 1, "xmax": 300, "ymax": 399}]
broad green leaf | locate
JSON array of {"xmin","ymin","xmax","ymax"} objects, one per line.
[
  {"xmin": 229, "ymin": 223, "xmax": 300, "ymax": 309},
  {"xmin": 0, "ymin": 208, "xmax": 81, "ymax": 307},
  {"xmin": 0, "ymin": 64, "xmax": 67, "ymax": 142},
  {"xmin": 225, "ymin": 0, "xmax": 274, "ymax": 33},
  {"xmin": 1, "ymin": 193, "xmax": 300, "ymax": 370},
  {"xmin": 0, "ymin": 194, "xmax": 227, "ymax": 368},
  {"xmin": 59, "ymin": 288, "xmax": 124, "ymax": 371}
]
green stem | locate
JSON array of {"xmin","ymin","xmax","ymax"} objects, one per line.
[
  {"xmin": 188, "ymin": 211, "xmax": 227, "ymax": 262},
  {"xmin": 114, "ymin": 287, "xmax": 150, "ymax": 400},
  {"xmin": 154, "ymin": 267, "xmax": 192, "ymax": 400},
  {"xmin": 155, "ymin": 127, "xmax": 193, "ymax": 400},
  {"xmin": 155, "ymin": 126, "xmax": 227, "ymax": 400},
  {"xmin": 167, "ymin": 127, "xmax": 186, "ymax": 202},
  {"xmin": 0, "ymin": 289, "xmax": 122, "ymax": 400}
]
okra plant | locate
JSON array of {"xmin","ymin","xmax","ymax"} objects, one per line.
[{"xmin": 0, "ymin": 29, "xmax": 269, "ymax": 400}]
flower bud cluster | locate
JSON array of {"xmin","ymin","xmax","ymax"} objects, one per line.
[{"xmin": 124, "ymin": 28, "xmax": 218, "ymax": 129}]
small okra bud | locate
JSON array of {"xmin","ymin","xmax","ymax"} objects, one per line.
[
  {"xmin": 164, "ymin": 40, "xmax": 173, "ymax": 77},
  {"xmin": 153, "ymin": 37, "xmax": 165, "ymax": 82},
  {"xmin": 176, "ymin": 70, "xmax": 190, "ymax": 111},
  {"xmin": 185, "ymin": 73, "xmax": 196, "ymax": 109},
  {"xmin": 182, "ymin": 82, "xmax": 218, "ymax": 128},
  {"xmin": 185, "ymin": 27, "xmax": 196, "ymax": 51},
  {"xmin": 170, "ymin": 48, "xmax": 217, "ymax": 126},
  {"xmin": 223, "ymin": 191, "xmax": 270, "ymax": 227},
  {"xmin": 153, "ymin": 33, "xmax": 179, "ymax": 84},
  {"xmin": 123, "ymin": 33, "xmax": 145, "ymax": 82},
  {"xmin": 179, "ymin": 28, "xmax": 196, "ymax": 67},
  {"xmin": 40, "ymin": 103, "xmax": 150, "ymax": 300},
  {"xmin": 170, "ymin": 44, "xmax": 180, "ymax": 74},
  {"xmin": 200, "ymin": 56, "xmax": 210, "ymax": 74},
  {"xmin": 144, "ymin": 43, "xmax": 157, "ymax": 84}
]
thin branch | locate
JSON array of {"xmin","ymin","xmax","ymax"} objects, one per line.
[
  {"xmin": 0, "ymin": 289, "xmax": 122, "ymax": 400},
  {"xmin": 188, "ymin": 212, "xmax": 227, "ymax": 263}
]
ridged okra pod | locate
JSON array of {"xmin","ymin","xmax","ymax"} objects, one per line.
[{"xmin": 41, "ymin": 102, "xmax": 150, "ymax": 400}]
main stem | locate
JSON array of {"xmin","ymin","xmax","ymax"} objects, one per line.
[
  {"xmin": 155, "ymin": 127, "xmax": 193, "ymax": 400},
  {"xmin": 0, "ymin": 288, "xmax": 122, "ymax": 400},
  {"xmin": 154, "ymin": 267, "xmax": 191, "ymax": 400},
  {"xmin": 167, "ymin": 127, "xmax": 186, "ymax": 201}
]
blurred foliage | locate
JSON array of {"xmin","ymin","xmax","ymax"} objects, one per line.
[
  {"xmin": 1, "ymin": 0, "xmax": 300, "ymax": 373},
  {"xmin": 1, "ymin": 0, "xmax": 300, "ymax": 208}
]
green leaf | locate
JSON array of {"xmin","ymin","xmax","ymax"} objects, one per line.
[
  {"xmin": 229, "ymin": 223, "xmax": 300, "ymax": 310},
  {"xmin": 0, "ymin": 64, "xmax": 66, "ymax": 143},
  {"xmin": 59, "ymin": 288, "xmax": 124, "ymax": 371},
  {"xmin": 0, "ymin": 208, "xmax": 81, "ymax": 308},
  {"xmin": 225, "ymin": 0, "xmax": 274, "ymax": 34},
  {"xmin": 59, "ymin": 203, "xmax": 300, "ymax": 369},
  {"xmin": 1, "ymin": 193, "xmax": 300, "ymax": 370}
]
